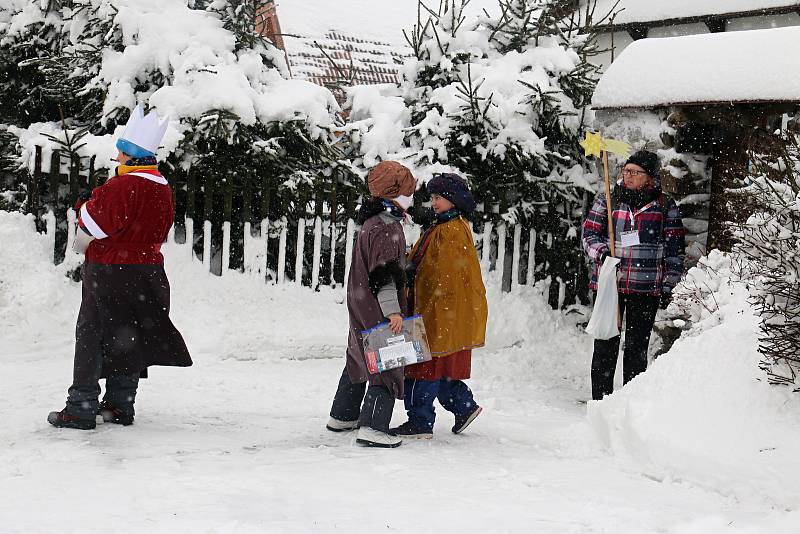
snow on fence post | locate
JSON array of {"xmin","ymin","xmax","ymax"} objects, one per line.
[
  {"xmin": 481, "ymin": 221, "xmax": 493, "ymax": 269},
  {"xmin": 62, "ymin": 208, "xmax": 83, "ymax": 269},
  {"xmin": 496, "ymin": 223, "xmax": 507, "ymax": 289},
  {"xmin": 221, "ymin": 221, "xmax": 231, "ymax": 274},
  {"xmin": 243, "ymin": 221, "xmax": 252, "ymax": 270},
  {"xmin": 202, "ymin": 220, "xmax": 212, "ymax": 272},
  {"xmin": 511, "ymin": 223, "xmax": 521, "ymax": 292},
  {"xmin": 329, "ymin": 222, "xmax": 337, "ymax": 287},
  {"xmin": 185, "ymin": 218, "xmax": 194, "ymax": 261},
  {"xmin": 45, "ymin": 211, "xmax": 56, "ymax": 264},
  {"xmin": 277, "ymin": 224, "xmax": 287, "ymax": 284},
  {"xmin": 295, "ymin": 218, "xmax": 306, "ymax": 286},
  {"xmin": 242, "ymin": 218, "xmax": 269, "ymax": 278},
  {"xmin": 311, "ymin": 217, "xmax": 322, "ymax": 288},
  {"xmin": 344, "ymin": 219, "xmax": 355, "ymax": 285},
  {"xmin": 65, "ymin": 208, "xmax": 76, "ymax": 254},
  {"xmin": 526, "ymin": 229, "xmax": 536, "ymax": 286},
  {"xmin": 260, "ymin": 218, "xmax": 269, "ymax": 277}
]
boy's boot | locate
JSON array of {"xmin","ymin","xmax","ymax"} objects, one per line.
[
  {"xmin": 49, "ymin": 383, "xmax": 100, "ymax": 429},
  {"xmin": 355, "ymin": 385, "xmax": 401, "ymax": 448},
  {"xmin": 356, "ymin": 427, "xmax": 401, "ymax": 448},
  {"xmin": 98, "ymin": 402, "xmax": 134, "ymax": 426},
  {"xmin": 390, "ymin": 378, "xmax": 436, "ymax": 439},
  {"xmin": 452, "ymin": 405, "xmax": 482, "ymax": 434},
  {"xmin": 47, "ymin": 409, "xmax": 96, "ymax": 430},
  {"xmin": 437, "ymin": 379, "xmax": 482, "ymax": 434},
  {"xmin": 99, "ymin": 375, "xmax": 139, "ymax": 426},
  {"xmin": 389, "ymin": 421, "xmax": 433, "ymax": 440},
  {"xmin": 328, "ymin": 367, "xmax": 365, "ymax": 432},
  {"xmin": 326, "ymin": 417, "xmax": 358, "ymax": 432}
]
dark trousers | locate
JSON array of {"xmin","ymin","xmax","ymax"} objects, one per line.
[
  {"xmin": 405, "ymin": 378, "xmax": 476, "ymax": 431},
  {"xmin": 591, "ymin": 293, "xmax": 660, "ymax": 400},
  {"xmin": 67, "ymin": 339, "xmax": 139, "ymax": 419},
  {"xmin": 330, "ymin": 367, "xmax": 394, "ymax": 432}
]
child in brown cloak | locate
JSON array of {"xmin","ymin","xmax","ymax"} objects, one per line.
[{"xmin": 326, "ymin": 161, "xmax": 416, "ymax": 448}]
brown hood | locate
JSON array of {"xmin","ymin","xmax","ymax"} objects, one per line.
[{"xmin": 367, "ymin": 161, "xmax": 415, "ymax": 199}]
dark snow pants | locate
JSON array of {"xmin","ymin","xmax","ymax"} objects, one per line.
[
  {"xmin": 591, "ymin": 293, "xmax": 660, "ymax": 400},
  {"xmin": 330, "ymin": 367, "xmax": 394, "ymax": 432},
  {"xmin": 67, "ymin": 351, "xmax": 139, "ymax": 420},
  {"xmin": 404, "ymin": 378, "xmax": 476, "ymax": 431}
]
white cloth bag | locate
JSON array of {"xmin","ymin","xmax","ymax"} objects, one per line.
[{"xmin": 586, "ymin": 256, "xmax": 621, "ymax": 340}]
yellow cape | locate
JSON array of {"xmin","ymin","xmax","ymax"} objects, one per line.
[{"xmin": 409, "ymin": 216, "xmax": 488, "ymax": 357}]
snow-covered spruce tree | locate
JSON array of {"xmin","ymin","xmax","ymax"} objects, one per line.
[
  {"xmin": 184, "ymin": 0, "xmax": 345, "ymax": 278},
  {"xmin": 181, "ymin": 0, "xmax": 339, "ymax": 214},
  {"xmin": 0, "ymin": 1, "xmax": 70, "ymax": 128},
  {"xmin": 399, "ymin": 0, "xmax": 599, "ymax": 305},
  {"xmin": 0, "ymin": 1, "xmax": 71, "ymax": 209},
  {"xmin": 732, "ymin": 129, "xmax": 800, "ymax": 390},
  {"xmin": 12, "ymin": 0, "xmax": 339, "ymax": 274}
]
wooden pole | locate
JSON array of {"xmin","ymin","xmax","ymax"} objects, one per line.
[
  {"xmin": 601, "ymin": 150, "xmax": 622, "ymax": 329},
  {"xmin": 601, "ymin": 150, "xmax": 616, "ymax": 257}
]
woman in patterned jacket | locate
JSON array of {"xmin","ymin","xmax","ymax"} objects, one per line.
[{"xmin": 582, "ymin": 150, "xmax": 686, "ymax": 400}]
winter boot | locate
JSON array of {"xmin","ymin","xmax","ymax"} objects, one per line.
[
  {"xmin": 452, "ymin": 405, "xmax": 482, "ymax": 434},
  {"xmin": 389, "ymin": 421, "xmax": 433, "ymax": 440},
  {"xmin": 47, "ymin": 409, "xmax": 96, "ymax": 430},
  {"xmin": 326, "ymin": 417, "xmax": 358, "ymax": 432},
  {"xmin": 355, "ymin": 427, "xmax": 402, "ymax": 448},
  {"xmin": 98, "ymin": 402, "xmax": 134, "ymax": 426}
]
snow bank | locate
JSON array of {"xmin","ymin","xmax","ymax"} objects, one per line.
[
  {"xmin": 588, "ymin": 252, "xmax": 800, "ymax": 507},
  {"xmin": 480, "ymin": 277, "xmax": 592, "ymax": 395},
  {"xmin": 593, "ymin": 26, "xmax": 800, "ymax": 109},
  {"xmin": 0, "ymin": 211, "xmax": 80, "ymax": 345}
]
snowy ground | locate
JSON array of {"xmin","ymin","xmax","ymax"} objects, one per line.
[{"xmin": 1, "ymin": 211, "xmax": 798, "ymax": 533}]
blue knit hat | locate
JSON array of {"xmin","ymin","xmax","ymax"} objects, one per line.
[{"xmin": 427, "ymin": 173, "xmax": 476, "ymax": 214}]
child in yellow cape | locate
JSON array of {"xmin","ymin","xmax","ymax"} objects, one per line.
[{"xmin": 390, "ymin": 173, "xmax": 488, "ymax": 439}]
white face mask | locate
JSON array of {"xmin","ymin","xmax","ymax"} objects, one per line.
[{"xmin": 393, "ymin": 194, "xmax": 413, "ymax": 210}]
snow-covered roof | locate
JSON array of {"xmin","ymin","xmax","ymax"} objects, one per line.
[
  {"xmin": 586, "ymin": 0, "xmax": 800, "ymax": 27},
  {"xmin": 282, "ymin": 32, "xmax": 411, "ymax": 94},
  {"xmin": 592, "ymin": 26, "xmax": 800, "ymax": 109}
]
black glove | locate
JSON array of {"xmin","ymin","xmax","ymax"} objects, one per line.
[
  {"xmin": 73, "ymin": 189, "xmax": 92, "ymax": 212},
  {"xmin": 404, "ymin": 261, "xmax": 417, "ymax": 287},
  {"xmin": 659, "ymin": 292, "xmax": 672, "ymax": 310},
  {"xmin": 381, "ymin": 366, "xmax": 405, "ymax": 399}
]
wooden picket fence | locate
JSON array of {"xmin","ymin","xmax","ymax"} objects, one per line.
[{"xmin": 22, "ymin": 144, "xmax": 586, "ymax": 305}]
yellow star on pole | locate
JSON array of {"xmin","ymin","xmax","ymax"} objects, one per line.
[
  {"xmin": 580, "ymin": 131, "xmax": 603, "ymax": 158},
  {"xmin": 580, "ymin": 132, "xmax": 632, "ymax": 159}
]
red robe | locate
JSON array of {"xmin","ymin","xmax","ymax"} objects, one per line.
[
  {"xmin": 73, "ymin": 165, "xmax": 191, "ymax": 379},
  {"xmin": 78, "ymin": 167, "xmax": 174, "ymax": 264}
]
